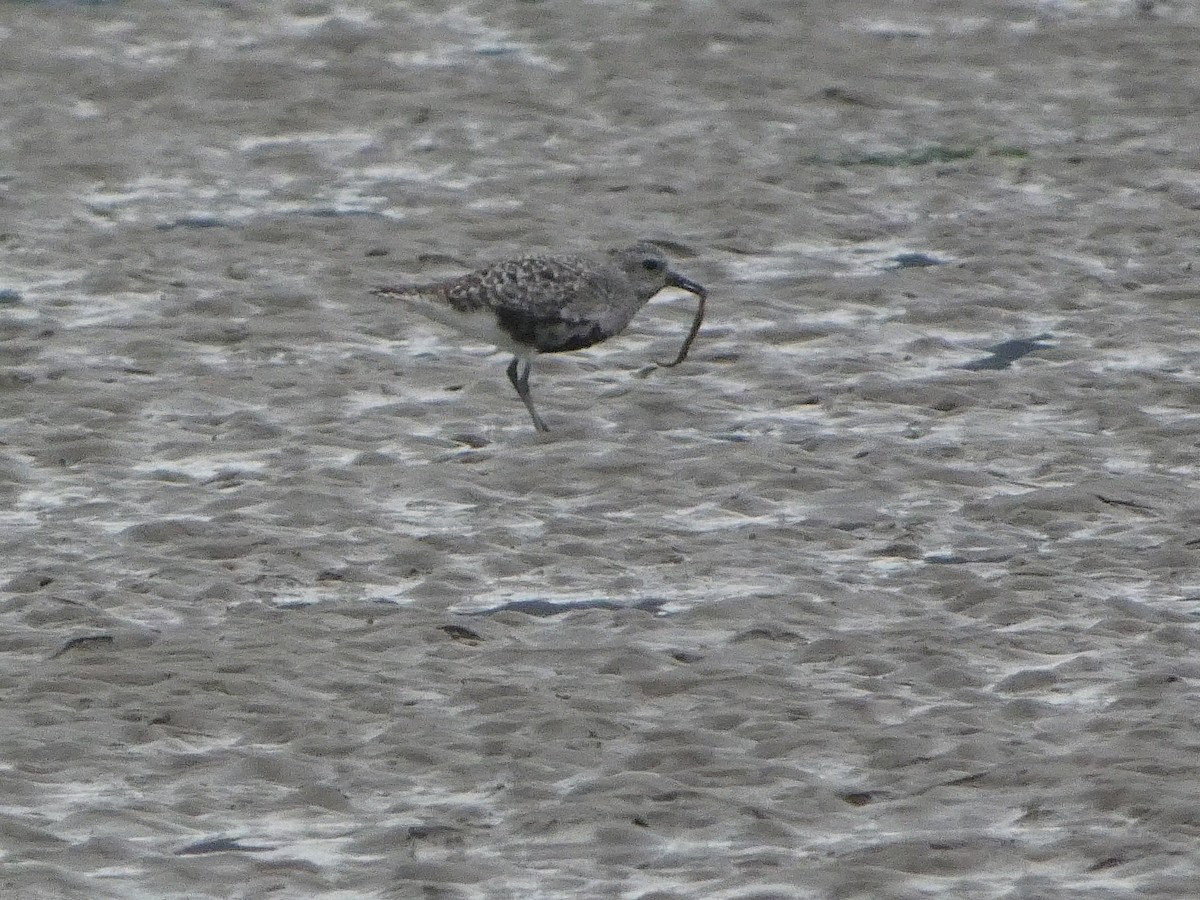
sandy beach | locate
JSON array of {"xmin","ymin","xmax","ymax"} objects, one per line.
[{"xmin": 2, "ymin": 1, "xmax": 1199, "ymax": 897}]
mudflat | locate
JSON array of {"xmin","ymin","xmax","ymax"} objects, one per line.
[{"xmin": 2, "ymin": 2, "xmax": 1198, "ymax": 897}]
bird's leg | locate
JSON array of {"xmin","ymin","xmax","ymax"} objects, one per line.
[{"xmin": 507, "ymin": 356, "xmax": 550, "ymax": 432}]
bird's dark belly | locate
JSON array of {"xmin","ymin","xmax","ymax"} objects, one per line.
[{"xmin": 497, "ymin": 309, "xmax": 609, "ymax": 354}]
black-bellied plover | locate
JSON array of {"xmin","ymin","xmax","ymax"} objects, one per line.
[{"xmin": 371, "ymin": 242, "xmax": 707, "ymax": 432}]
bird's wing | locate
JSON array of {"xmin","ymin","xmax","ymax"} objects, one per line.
[{"xmin": 445, "ymin": 256, "xmax": 602, "ymax": 321}]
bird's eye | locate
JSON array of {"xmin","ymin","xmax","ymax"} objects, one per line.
[{"xmin": 642, "ymin": 257, "xmax": 664, "ymax": 272}]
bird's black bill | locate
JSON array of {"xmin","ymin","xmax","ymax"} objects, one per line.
[{"xmin": 657, "ymin": 273, "xmax": 707, "ymax": 367}]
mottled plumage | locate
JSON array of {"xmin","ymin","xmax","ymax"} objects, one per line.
[{"xmin": 372, "ymin": 242, "xmax": 706, "ymax": 432}]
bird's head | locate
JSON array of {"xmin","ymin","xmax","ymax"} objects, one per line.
[
  {"xmin": 610, "ymin": 243, "xmax": 707, "ymax": 302},
  {"xmin": 609, "ymin": 242, "xmax": 707, "ymax": 367}
]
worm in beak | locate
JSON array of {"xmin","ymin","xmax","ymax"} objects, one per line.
[{"xmin": 657, "ymin": 271, "xmax": 707, "ymax": 368}]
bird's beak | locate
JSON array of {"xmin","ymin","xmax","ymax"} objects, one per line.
[
  {"xmin": 666, "ymin": 271, "xmax": 707, "ymax": 299},
  {"xmin": 658, "ymin": 270, "xmax": 707, "ymax": 368}
]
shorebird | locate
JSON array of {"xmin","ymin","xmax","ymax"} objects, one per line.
[{"xmin": 371, "ymin": 242, "xmax": 707, "ymax": 432}]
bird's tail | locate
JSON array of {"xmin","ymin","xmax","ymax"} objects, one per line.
[
  {"xmin": 371, "ymin": 285, "xmax": 436, "ymax": 302},
  {"xmin": 371, "ymin": 283, "xmax": 487, "ymax": 337}
]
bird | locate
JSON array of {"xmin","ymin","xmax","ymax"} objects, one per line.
[{"xmin": 371, "ymin": 242, "xmax": 707, "ymax": 432}]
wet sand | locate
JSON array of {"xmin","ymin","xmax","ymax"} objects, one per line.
[{"xmin": 2, "ymin": 1, "xmax": 1200, "ymax": 897}]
